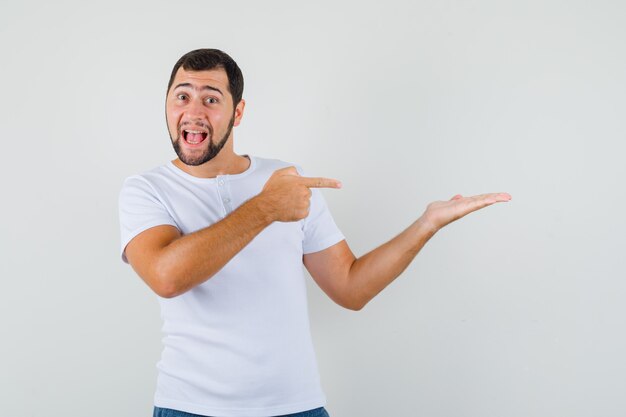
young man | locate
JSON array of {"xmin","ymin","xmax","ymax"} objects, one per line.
[{"xmin": 119, "ymin": 49, "xmax": 511, "ymax": 417}]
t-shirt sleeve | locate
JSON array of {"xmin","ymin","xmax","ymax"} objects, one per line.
[
  {"xmin": 118, "ymin": 176, "xmax": 179, "ymax": 264},
  {"xmin": 296, "ymin": 166, "xmax": 345, "ymax": 254}
]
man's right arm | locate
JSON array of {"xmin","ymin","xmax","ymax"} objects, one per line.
[{"xmin": 124, "ymin": 166, "xmax": 341, "ymax": 298}]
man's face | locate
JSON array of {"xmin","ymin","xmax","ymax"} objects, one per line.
[{"xmin": 165, "ymin": 67, "xmax": 244, "ymax": 166}]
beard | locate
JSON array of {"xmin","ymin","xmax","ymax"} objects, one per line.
[{"xmin": 170, "ymin": 113, "xmax": 235, "ymax": 166}]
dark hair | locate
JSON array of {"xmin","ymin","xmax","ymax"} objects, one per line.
[{"xmin": 167, "ymin": 49, "xmax": 244, "ymax": 106}]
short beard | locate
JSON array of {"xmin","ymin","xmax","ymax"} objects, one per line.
[{"xmin": 170, "ymin": 114, "xmax": 235, "ymax": 166}]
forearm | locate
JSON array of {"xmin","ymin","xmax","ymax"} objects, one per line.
[
  {"xmin": 156, "ymin": 195, "xmax": 272, "ymax": 297},
  {"xmin": 346, "ymin": 217, "xmax": 437, "ymax": 310}
]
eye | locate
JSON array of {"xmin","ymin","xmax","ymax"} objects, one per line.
[
  {"xmin": 205, "ymin": 97, "xmax": 218, "ymax": 104},
  {"xmin": 176, "ymin": 94, "xmax": 188, "ymax": 100}
]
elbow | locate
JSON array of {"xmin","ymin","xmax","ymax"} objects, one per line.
[
  {"xmin": 150, "ymin": 274, "xmax": 180, "ymax": 299},
  {"xmin": 340, "ymin": 278, "xmax": 369, "ymax": 311},
  {"xmin": 153, "ymin": 282, "xmax": 180, "ymax": 299},
  {"xmin": 149, "ymin": 261, "xmax": 217, "ymax": 298},
  {"xmin": 343, "ymin": 294, "xmax": 367, "ymax": 311},
  {"xmin": 346, "ymin": 303, "xmax": 365, "ymax": 312},
  {"xmin": 149, "ymin": 260, "xmax": 183, "ymax": 299}
]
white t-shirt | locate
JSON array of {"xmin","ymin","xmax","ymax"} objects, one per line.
[{"xmin": 118, "ymin": 155, "xmax": 344, "ymax": 417}]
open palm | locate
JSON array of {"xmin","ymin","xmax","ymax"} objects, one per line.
[{"xmin": 421, "ymin": 192, "xmax": 512, "ymax": 232}]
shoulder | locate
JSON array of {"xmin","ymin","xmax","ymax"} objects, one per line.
[
  {"xmin": 119, "ymin": 164, "xmax": 174, "ymax": 199},
  {"xmin": 250, "ymin": 155, "xmax": 305, "ymax": 175}
]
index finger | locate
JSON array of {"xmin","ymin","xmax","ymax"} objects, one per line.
[{"xmin": 298, "ymin": 176, "xmax": 342, "ymax": 189}]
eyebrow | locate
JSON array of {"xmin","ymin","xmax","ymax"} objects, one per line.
[{"xmin": 173, "ymin": 83, "xmax": 224, "ymax": 96}]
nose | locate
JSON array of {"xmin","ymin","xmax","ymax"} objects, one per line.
[{"xmin": 183, "ymin": 97, "xmax": 207, "ymax": 121}]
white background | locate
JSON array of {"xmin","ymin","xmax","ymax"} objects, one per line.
[{"xmin": 1, "ymin": 1, "xmax": 625, "ymax": 416}]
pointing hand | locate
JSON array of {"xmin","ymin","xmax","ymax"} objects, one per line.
[{"xmin": 258, "ymin": 166, "xmax": 342, "ymax": 222}]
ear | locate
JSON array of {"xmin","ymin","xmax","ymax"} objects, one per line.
[{"xmin": 233, "ymin": 99, "xmax": 246, "ymax": 127}]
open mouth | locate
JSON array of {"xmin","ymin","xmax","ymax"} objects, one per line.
[{"xmin": 182, "ymin": 129, "xmax": 209, "ymax": 145}]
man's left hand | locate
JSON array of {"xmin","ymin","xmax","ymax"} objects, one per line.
[{"xmin": 419, "ymin": 192, "xmax": 512, "ymax": 234}]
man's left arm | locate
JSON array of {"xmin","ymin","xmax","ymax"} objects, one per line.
[{"xmin": 303, "ymin": 192, "xmax": 511, "ymax": 311}]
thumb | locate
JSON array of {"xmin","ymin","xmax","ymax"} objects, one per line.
[{"xmin": 274, "ymin": 166, "xmax": 300, "ymax": 176}]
